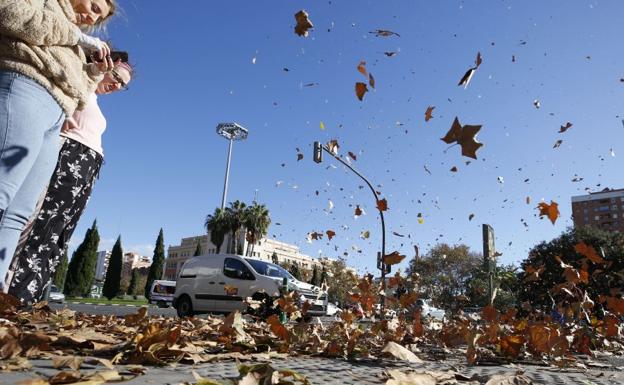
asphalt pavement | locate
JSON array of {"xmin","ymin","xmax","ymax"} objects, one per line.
[{"xmin": 49, "ymin": 301, "xmax": 177, "ymax": 317}]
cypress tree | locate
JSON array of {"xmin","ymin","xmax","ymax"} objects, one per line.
[
  {"xmin": 53, "ymin": 248, "xmax": 69, "ymax": 290},
  {"xmin": 127, "ymin": 268, "xmax": 139, "ymax": 295},
  {"xmin": 145, "ymin": 229, "xmax": 165, "ymax": 298},
  {"xmin": 103, "ymin": 236, "xmax": 123, "ymax": 300},
  {"xmin": 288, "ymin": 263, "xmax": 302, "ymax": 281},
  {"xmin": 193, "ymin": 239, "xmax": 202, "ymax": 256},
  {"xmin": 64, "ymin": 220, "xmax": 100, "ymax": 297},
  {"xmin": 320, "ymin": 265, "xmax": 328, "ymax": 286},
  {"xmin": 309, "ymin": 264, "xmax": 320, "ymax": 286}
]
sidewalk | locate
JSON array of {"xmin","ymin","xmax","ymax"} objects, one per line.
[{"xmin": 3, "ymin": 356, "xmax": 622, "ymax": 385}]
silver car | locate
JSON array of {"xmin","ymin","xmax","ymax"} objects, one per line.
[{"xmin": 48, "ymin": 285, "xmax": 65, "ymax": 303}]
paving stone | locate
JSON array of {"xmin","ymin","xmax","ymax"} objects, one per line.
[{"xmin": 3, "ymin": 357, "xmax": 622, "ymax": 385}]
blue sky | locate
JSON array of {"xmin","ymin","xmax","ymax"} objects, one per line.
[{"xmin": 71, "ymin": 0, "xmax": 624, "ymax": 274}]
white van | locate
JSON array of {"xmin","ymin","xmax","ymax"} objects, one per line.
[
  {"xmin": 149, "ymin": 280, "xmax": 176, "ymax": 308},
  {"xmin": 172, "ymin": 254, "xmax": 328, "ymax": 318}
]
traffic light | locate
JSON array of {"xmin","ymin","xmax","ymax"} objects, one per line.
[{"xmin": 313, "ymin": 141, "xmax": 323, "ymax": 163}]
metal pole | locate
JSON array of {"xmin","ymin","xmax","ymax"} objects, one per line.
[
  {"xmin": 221, "ymin": 137, "xmax": 233, "ymax": 210},
  {"xmin": 320, "ymin": 145, "xmax": 387, "ymax": 316}
]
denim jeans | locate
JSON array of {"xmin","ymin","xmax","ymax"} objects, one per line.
[{"xmin": 0, "ymin": 71, "xmax": 65, "ymax": 292}]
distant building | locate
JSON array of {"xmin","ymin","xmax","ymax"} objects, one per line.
[
  {"xmin": 571, "ymin": 188, "xmax": 624, "ymax": 233},
  {"xmin": 95, "ymin": 250, "xmax": 111, "ymax": 281},
  {"xmin": 163, "ymin": 233, "xmax": 335, "ymax": 281},
  {"xmin": 95, "ymin": 250, "xmax": 151, "ymax": 281},
  {"xmin": 122, "ymin": 252, "xmax": 151, "ymax": 276}
]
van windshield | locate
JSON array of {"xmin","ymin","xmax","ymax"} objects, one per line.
[{"xmin": 245, "ymin": 259, "xmax": 293, "ymax": 280}]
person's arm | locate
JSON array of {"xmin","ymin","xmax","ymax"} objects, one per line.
[{"xmin": 0, "ymin": 0, "xmax": 81, "ymax": 46}]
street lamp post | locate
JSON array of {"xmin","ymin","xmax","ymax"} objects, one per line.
[
  {"xmin": 216, "ymin": 123, "xmax": 249, "ymax": 210},
  {"xmin": 312, "ymin": 141, "xmax": 389, "ymax": 316}
]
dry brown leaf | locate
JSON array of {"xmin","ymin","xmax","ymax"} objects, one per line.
[
  {"xmin": 325, "ymin": 230, "xmax": 336, "ymax": 240},
  {"xmin": 354, "ymin": 205, "xmax": 363, "ymax": 216},
  {"xmin": 348, "ymin": 151, "xmax": 357, "ymax": 161},
  {"xmin": 368, "ymin": 73, "xmax": 375, "ymax": 88},
  {"xmin": 376, "ymin": 198, "xmax": 388, "ymax": 212},
  {"xmin": 574, "ymin": 242, "xmax": 606, "ymax": 264},
  {"xmin": 558, "ymin": 122, "xmax": 573, "ymax": 133},
  {"xmin": 0, "ymin": 357, "xmax": 32, "ymax": 372},
  {"xmin": 441, "ymin": 117, "xmax": 484, "ymax": 159},
  {"xmin": 537, "ymin": 201, "xmax": 559, "ymax": 224},
  {"xmin": 553, "ymin": 139, "xmax": 563, "ymax": 148},
  {"xmin": 294, "ymin": 10, "xmax": 313, "ymax": 37},
  {"xmin": 357, "ymin": 60, "xmax": 367, "ymax": 77},
  {"xmin": 484, "ymin": 374, "xmax": 534, "ymax": 385},
  {"xmin": 424, "ymin": 106, "xmax": 435, "ymax": 122},
  {"xmin": 355, "ymin": 82, "xmax": 368, "ymax": 101},
  {"xmin": 382, "ymin": 251, "xmax": 405, "ymax": 266},
  {"xmin": 326, "ymin": 139, "xmax": 339, "ymax": 155},
  {"xmin": 381, "ymin": 341, "xmax": 422, "ymax": 363},
  {"xmin": 52, "ymin": 356, "xmax": 84, "ymax": 371}
]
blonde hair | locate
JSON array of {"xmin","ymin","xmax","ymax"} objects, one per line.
[{"xmin": 98, "ymin": 0, "xmax": 116, "ymax": 26}]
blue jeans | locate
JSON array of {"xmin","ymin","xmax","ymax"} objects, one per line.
[{"xmin": 0, "ymin": 71, "xmax": 64, "ymax": 292}]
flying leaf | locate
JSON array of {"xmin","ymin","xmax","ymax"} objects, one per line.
[
  {"xmin": 450, "ymin": 166, "xmax": 458, "ymax": 172},
  {"xmin": 360, "ymin": 230, "xmax": 370, "ymax": 239},
  {"xmin": 357, "ymin": 60, "xmax": 367, "ymax": 77},
  {"xmin": 326, "ymin": 230, "xmax": 336, "ymax": 241},
  {"xmin": 355, "ymin": 82, "xmax": 368, "ymax": 101},
  {"xmin": 469, "ymin": 213, "xmax": 475, "ymax": 221},
  {"xmin": 424, "ymin": 106, "xmax": 435, "ymax": 122},
  {"xmin": 382, "ymin": 251, "xmax": 406, "ymax": 266},
  {"xmin": 327, "ymin": 139, "xmax": 339, "ymax": 155},
  {"xmin": 574, "ymin": 242, "xmax": 606, "ymax": 264},
  {"xmin": 553, "ymin": 139, "xmax": 563, "ymax": 149},
  {"xmin": 294, "ymin": 10, "xmax": 313, "ymax": 37},
  {"xmin": 369, "ymin": 29, "xmax": 400, "ymax": 37},
  {"xmin": 440, "ymin": 117, "xmax": 484, "ymax": 159},
  {"xmin": 384, "ymin": 51, "xmax": 397, "ymax": 57},
  {"xmin": 348, "ymin": 151, "xmax": 357, "ymax": 161},
  {"xmin": 417, "ymin": 213, "xmax": 424, "ymax": 224},
  {"xmin": 533, "ymin": 100, "xmax": 541, "ymax": 109},
  {"xmin": 319, "ymin": 121, "xmax": 325, "ymax": 130},
  {"xmin": 296, "ymin": 153, "xmax": 303, "ymax": 161},
  {"xmin": 537, "ymin": 200, "xmax": 559, "ymax": 224},
  {"xmin": 376, "ymin": 198, "xmax": 388, "ymax": 211},
  {"xmin": 559, "ymin": 122, "xmax": 573, "ymax": 133},
  {"xmin": 475, "ymin": 51, "xmax": 482, "ymax": 68},
  {"xmin": 457, "ymin": 68, "xmax": 476, "ymax": 88},
  {"xmin": 354, "ymin": 205, "xmax": 363, "ymax": 216},
  {"xmin": 368, "ymin": 73, "xmax": 375, "ymax": 88}
]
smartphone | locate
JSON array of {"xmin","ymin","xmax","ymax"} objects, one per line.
[{"xmin": 86, "ymin": 51, "xmax": 129, "ymax": 63}]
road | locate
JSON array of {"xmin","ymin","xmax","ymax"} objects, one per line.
[{"xmin": 49, "ymin": 301, "xmax": 338, "ymax": 323}]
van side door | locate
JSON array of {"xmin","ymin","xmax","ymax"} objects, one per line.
[{"xmin": 215, "ymin": 257, "xmax": 256, "ymax": 312}]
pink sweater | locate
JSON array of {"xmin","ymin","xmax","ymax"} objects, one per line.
[{"xmin": 60, "ymin": 93, "xmax": 106, "ymax": 155}]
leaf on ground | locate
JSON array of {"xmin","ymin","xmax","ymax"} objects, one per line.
[
  {"xmin": 0, "ymin": 357, "xmax": 32, "ymax": 372},
  {"xmin": 484, "ymin": 374, "xmax": 534, "ymax": 385},
  {"xmin": 381, "ymin": 341, "xmax": 422, "ymax": 362},
  {"xmin": 52, "ymin": 356, "xmax": 84, "ymax": 371}
]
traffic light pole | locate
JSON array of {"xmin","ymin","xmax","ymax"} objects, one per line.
[{"xmin": 313, "ymin": 142, "xmax": 388, "ymax": 316}]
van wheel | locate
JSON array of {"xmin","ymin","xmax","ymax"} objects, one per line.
[{"xmin": 176, "ymin": 295, "xmax": 193, "ymax": 318}]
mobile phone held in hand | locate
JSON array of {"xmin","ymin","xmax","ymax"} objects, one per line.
[{"xmin": 86, "ymin": 51, "xmax": 129, "ymax": 63}]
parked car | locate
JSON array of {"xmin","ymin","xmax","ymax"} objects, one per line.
[
  {"xmin": 149, "ymin": 280, "xmax": 176, "ymax": 308},
  {"xmin": 326, "ymin": 302, "xmax": 342, "ymax": 316},
  {"xmin": 48, "ymin": 285, "xmax": 65, "ymax": 303},
  {"xmin": 172, "ymin": 254, "xmax": 328, "ymax": 318},
  {"xmin": 414, "ymin": 299, "xmax": 446, "ymax": 321}
]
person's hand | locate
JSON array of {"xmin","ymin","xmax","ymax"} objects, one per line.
[
  {"xmin": 77, "ymin": 32, "xmax": 110, "ymax": 60},
  {"xmin": 91, "ymin": 54, "xmax": 114, "ymax": 73}
]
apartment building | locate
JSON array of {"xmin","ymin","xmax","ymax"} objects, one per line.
[
  {"xmin": 571, "ymin": 188, "xmax": 624, "ymax": 233},
  {"xmin": 95, "ymin": 250, "xmax": 151, "ymax": 281},
  {"xmin": 163, "ymin": 233, "xmax": 330, "ymax": 281}
]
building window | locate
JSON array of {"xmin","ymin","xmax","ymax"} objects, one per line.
[
  {"xmin": 612, "ymin": 205, "xmax": 618, "ymax": 211},
  {"xmin": 583, "ymin": 208, "xmax": 588, "ymax": 214},
  {"xmin": 594, "ymin": 216, "xmax": 600, "ymax": 221},
  {"xmin": 614, "ymin": 214, "xmax": 619, "ymax": 219}
]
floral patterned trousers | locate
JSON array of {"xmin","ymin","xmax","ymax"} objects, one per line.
[{"xmin": 7, "ymin": 138, "xmax": 103, "ymax": 305}]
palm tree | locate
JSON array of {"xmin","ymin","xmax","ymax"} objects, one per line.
[
  {"xmin": 225, "ymin": 200, "xmax": 247, "ymax": 254},
  {"xmin": 244, "ymin": 202, "xmax": 271, "ymax": 256},
  {"xmin": 205, "ymin": 207, "xmax": 227, "ymax": 253}
]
